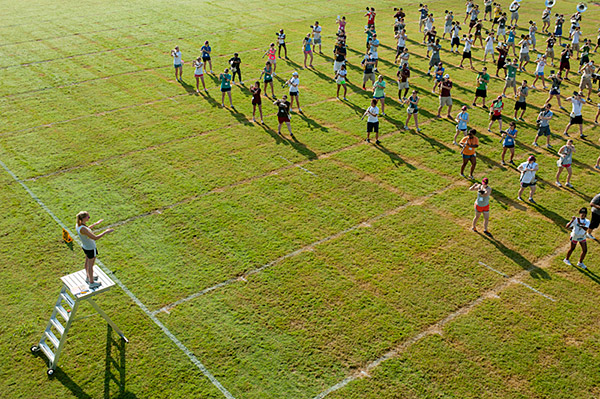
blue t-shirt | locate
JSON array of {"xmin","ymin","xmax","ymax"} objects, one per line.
[
  {"xmin": 370, "ymin": 39, "xmax": 380, "ymax": 53},
  {"xmin": 304, "ymin": 38, "xmax": 312, "ymax": 51},
  {"xmin": 507, "ymin": 31, "xmax": 515, "ymax": 43},
  {"xmin": 420, "ymin": 8, "xmax": 428, "ymax": 19},
  {"xmin": 457, "ymin": 112, "xmax": 469, "ymax": 130},
  {"xmin": 201, "ymin": 45, "xmax": 211, "ymax": 58},
  {"xmin": 503, "ymin": 128, "xmax": 517, "ymax": 146},
  {"xmin": 435, "ymin": 67, "xmax": 445, "ymax": 81}
]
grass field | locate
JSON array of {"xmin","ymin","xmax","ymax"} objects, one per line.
[{"xmin": 2, "ymin": 0, "xmax": 600, "ymax": 397}]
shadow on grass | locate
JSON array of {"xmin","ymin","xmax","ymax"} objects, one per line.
[
  {"xmin": 225, "ymin": 106, "xmax": 253, "ymax": 126},
  {"xmin": 574, "ymin": 266, "xmax": 600, "ymax": 285},
  {"xmin": 482, "ymin": 234, "xmax": 551, "ymax": 280},
  {"xmin": 296, "ymin": 111, "xmax": 328, "ymax": 133},
  {"xmin": 104, "ymin": 325, "xmax": 133, "ymax": 399},
  {"xmin": 258, "ymin": 121, "xmax": 288, "ymax": 145},
  {"xmin": 491, "ymin": 187, "xmax": 527, "ymax": 211},
  {"xmin": 260, "ymin": 120, "xmax": 318, "ymax": 160},
  {"xmin": 374, "ymin": 142, "xmax": 416, "ymax": 169},
  {"xmin": 178, "ymin": 79, "xmax": 196, "ymax": 95}
]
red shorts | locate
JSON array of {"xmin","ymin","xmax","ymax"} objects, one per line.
[
  {"xmin": 195, "ymin": 74, "xmax": 204, "ymax": 78},
  {"xmin": 278, "ymin": 115, "xmax": 290, "ymax": 123},
  {"xmin": 475, "ymin": 204, "xmax": 490, "ymax": 212},
  {"xmin": 561, "ymin": 163, "xmax": 571, "ymax": 168}
]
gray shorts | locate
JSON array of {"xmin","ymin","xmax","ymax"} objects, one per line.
[
  {"xmin": 439, "ymin": 96, "xmax": 453, "ymax": 107},
  {"xmin": 505, "ymin": 77, "xmax": 517, "ymax": 88},
  {"xmin": 519, "ymin": 53, "xmax": 530, "ymax": 62},
  {"xmin": 313, "ymin": 37, "xmax": 322, "ymax": 44},
  {"xmin": 363, "ymin": 72, "xmax": 376, "ymax": 83},
  {"xmin": 537, "ymin": 125, "xmax": 551, "ymax": 136}
]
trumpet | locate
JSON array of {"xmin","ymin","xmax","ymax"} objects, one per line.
[
  {"xmin": 545, "ymin": 0, "xmax": 556, "ymax": 7},
  {"xmin": 576, "ymin": 2, "xmax": 587, "ymax": 12}
]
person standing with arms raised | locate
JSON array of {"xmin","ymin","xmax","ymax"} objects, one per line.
[
  {"xmin": 470, "ymin": 177, "xmax": 492, "ymax": 236},
  {"xmin": 563, "ymin": 207, "xmax": 591, "ymax": 269},
  {"xmin": 517, "ymin": 155, "xmax": 538, "ymax": 203},
  {"xmin": 171, "ymin": 45, "xmax": 183, "ymax": 81},
  {"xmin": 460, "ymin": 129, "xmax": 479, "ymax": 179},
  {"xmin": 75, "ymin": 212, "xmax": 113, "ymax": 289}
]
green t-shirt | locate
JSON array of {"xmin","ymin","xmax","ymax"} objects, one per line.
[
  {"xmin": 477, "ymin": 73, "xmax": 490, "ymax": 90},
  {"xmin": 506, "ymin": 64, "xmax": 517, "ymax": 79},
  {"xmin": 220, "ymin": 73, "xmax": 231, "ymax": 89},
  {"xmin": 373, "ymin": 80, "xmax": 386, "ymax": 97}
]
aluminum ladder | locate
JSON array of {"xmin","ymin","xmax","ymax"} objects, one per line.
[{"xmin": 31, "ymin": 266, "xmax": 128, "ymax": 375}]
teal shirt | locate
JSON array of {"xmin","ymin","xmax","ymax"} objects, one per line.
[
  {"xmin": 373, "ymin": 80, "xmax": 386, "ymax": 98},
  {"xmin": 220, "ymin": 73, "xmax": 231, "ymax": 89}
]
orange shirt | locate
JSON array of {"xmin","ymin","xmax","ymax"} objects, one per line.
[{"xmin": 460, "ymin": 136, "xmax": 479, "ymax": 155}]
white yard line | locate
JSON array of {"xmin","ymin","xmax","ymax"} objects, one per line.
[
  {"xmin": 278, "ymin": 155, "xmax": 317, "ymax": 176},
  {"xmin": 0, "ymin": 158, "xmax": 236, "ymax": 399},
  {"xmin": 313, "ymin": 251, "xmax": 563, "ymax": 398},
  {"xmin": 152, "ymin": 183, "xmax": 457, "ymax": 314}
]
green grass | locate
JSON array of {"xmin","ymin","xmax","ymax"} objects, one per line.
[{"xmin": 2, "ymin": 0, "xmax": 600, "ymax": 397}]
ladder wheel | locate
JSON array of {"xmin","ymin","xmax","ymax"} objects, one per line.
[
  {"xmin": 31, "ymin": 345, "xmax": 40, "ymax": 353},
  {"xmin": 47, "ymin": 369, "xmax": 54, "ymax": 376}
]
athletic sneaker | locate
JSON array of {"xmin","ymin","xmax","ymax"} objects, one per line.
[
  {"xmin": 484, "ymin": 230, "xmax": 493, "ymax": 237},
  {"xmin": 565, "ymin": 182, "xmax": 573, "ymax": 188},
  {"xmin": 577, "ymin": 262, "xmax": 587, "ymax": 269},
  {"xmin": 375, "ymin": 140, "xmax": 381, "ymax": 145},
  {"xmin": 533, "ymin": 142, "xmax": 539, "ymax": 147},
  {"xmin": 529, "ymin": 197, "xmax": 536, "ymax": 203},
  {"xmin": 85, "ymin": 276, "xmax": 98, "ymax": 284},
  {"xmin": 517, "ymin": 196, "xmax": 523, "ymax": 201},
  {"xmin": 366, "ymin": 138, "xmax": 371, "ymax": 143},
  {"xmin": 547, "ymin": 144, "xmax": 553, "ymax": 148},
  {"xmin": 595, "ymin": 165, "xmax": 600, "ymax": 170},
  {"xmin": 555, "ymin": 181, "xmax": 562, "ymax": 187},
  {"xmin": 88, "ymin": 282, "xmax": 102, "ymax": 289},
  {"xmin": 563, "ymin": 258, "xmax": 572, "ymax": 266}
]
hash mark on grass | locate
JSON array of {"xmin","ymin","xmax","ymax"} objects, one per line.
[
  {"xmin": 278, "ymin": 155, "xmax": 317, "ymax": 176},
  {"xmin": 478, "ymin": 261, "xmax": 556, "ymax": 301},
  {"xmin": 151, "ymin": 182, "xmax": 459, "ymax": 314},
  {"xmin": 313, "ymin": 246, "xmax": 566, "ymax": 398},
  {"xmin": 0, "ymin": 158, "xmax": 237, "ymax": 399}
]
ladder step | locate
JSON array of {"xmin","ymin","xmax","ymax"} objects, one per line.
[
  {"xmin": 50, "ymin": 317, "xmax": 65, "ymax": 336},
  {"xmin": 44, "ymin": 329, "xmax": 59, "ymax": 349},
  {"xmin": 60, "ymin": 292, "xmax": 75, "ymax": 308},
  {"xmin": 56, "ymin": 305, "xmax": 70, "ymax": 322},
  {"xmin": 39, "ymin": 341, "xmax": 55, "ymax": 363}
]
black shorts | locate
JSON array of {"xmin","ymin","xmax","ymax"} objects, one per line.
[
  {"xmin": 503, "ymin": 144, "xmax": 515, "ymax": 148},
  {"xmin": 493, "ymin": 17, "xmax": 499, "ymax": 24},
  {"xmin": 485, "ymin": 5, "xmax": 492, "ymax": 12},
  {"xmin": 289, "ymin": 91, "xmax": 299, "ymax": 96},
  {"xmin": 475, "ymin": 88, "xmax": 487, "ymax": 98},
  {"xmin": 469, "ymin": 20, "xmax": 477, "ymax": 28},
  {"xmin": 452, "ymin": 37, "xmax": 460, "ymax": 46},
  {"xmin": 82, "ymin": 247, "xmax": 98, "ymax": 259},
  {"xmin": 515, "ymin": 101, "xmax": 526, "ymax": 111},
  {"xmin": 367, "ymin": 121, "xmax": 379, "ymax": 133},
  {"xmin": 202, "ymin": 56, "xmax": 211, "ymax": 61},
  {"xmin": 221, "ymin": 87, "xmax": 231, "ymax": 92},
  {"xmin": 396, "ymin": 46, "xmax": 405, "ymax": 56},
  {"xmin": 591, "ymin": 212, "xmax": 600, "ymax": 230},
  {"xmin": 570, "ymin": 115, "xmax": 583, "ymax": 125},
  {"xmin": 491, "ymin": 114, "xmax": 502, "ymax": 121},
  {"xmin": 463, "ymin": 51, "xmax": 472, "ymax": 59},
  {"xmin": 278, "ymin": 43, "xmax": 286, "ymax": 48}
]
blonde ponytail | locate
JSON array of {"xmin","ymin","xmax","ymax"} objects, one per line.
[{"xmin": 76, "ymin": 211, "xmax": 89, "ymax": 226}]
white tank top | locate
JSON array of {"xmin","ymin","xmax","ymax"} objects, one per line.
[{"xmin": 76, "ymin": 225, "xmax": 96, "ymax": 250}]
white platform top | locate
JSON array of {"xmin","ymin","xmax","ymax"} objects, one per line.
[{"xmin": 61, "ymin": 266, "xmax": 115, "ymax": 299}]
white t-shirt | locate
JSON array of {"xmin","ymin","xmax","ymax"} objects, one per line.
[
  {"xmin": 571, "ymin": 218, "xmax": 590, "ymax": 240},
  {"xmin": 452, "ymin": 26, "xmax": 461, "ymax": 39},
  {"xmin": 519, "ymin": 162, "xmax": 538, "ymax": 183},
  {"xmin": 572, "ymin": 31, "xmax": 581, "ymax": 44},
  {"xmin": 464, "ymin": 39, "xmax": 473, "ymax": 52},
  {"xmin": 367, "ymin": 106, "xmax": 379, "ymax": 123},
  {"xmin": 336, "ymin": 69, "xmax": 347, "ymax": 83},
  {"xmin": 173, "ymin": 50, "xmax": 182, "ymax": 65},
  {"xmin": 571, "ymin": 98, "xmax": 584, "ymax": 116},
  {"xmin": 485, "ymin": 36, "xmax": 494, "ymax": 50},
  {"xmin": 278, "ymin": 33, "xmax": 286, "ymax": 44},
  {"xmin": 289, "ymin": 77, "xmax": 299, "ymax": 93},
  {"xmin": 313, "ymin": 26, "xmax": 322, "ymax": 40},
  {"xmin": 520, "ymin": 40, "xmax": 530, "ymax": 54},
  {"xmin": 194, "ymin": 62, "xmax": 204, "ymax": 75},
  {"xmin": 535, "ymin": 59, "xmax": 546, "ymax": 73},
  {"xmin": 397, "ymin": 34, "xmax": 406, "ymax": 47}
]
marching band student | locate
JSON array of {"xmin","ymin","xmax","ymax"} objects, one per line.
[
  {"xmin": 545, "ymin": 71, "xmax": 566, "ymax": 110},
  {"xmin": 503, "ymin": 58, "xmax": 519, "ymax": 97},
  {"xmin": 302, "ymin": 33, "xmax": 314, "ymax": 68},
  {"xmin": 507, "ymin": 25, "xmax": 517, "ymax": 56},
  {"xmin": 541, "ymin": 6, "xmax": 552, "ymax": 34},
  {"xmin": 443, "ymin": 10, "xmax": 454, "ymax": 39},
  {"xmin": 335, "ymin": 64, "xmax": 349, "ymax": 100},
  {"xmin": 250, "ymin": 82, "xmax": 263, "ymax": 124},
  {"xmin": 312, "ymin": 21, "xmax": 323, "ymax": 54},
  {"xmin": 362, "ymin": 99, "xmax": 380, "ymax": 144},
  {"xmin": 509, "ymin": 0, "xmax": 520, "ymax": 26},
  {"xmin": 546, "ymin": 33, "xmax": 557, "ymax": 66},
  {"xmin": 559, "ymin": 45, "xmax": 573, "ymax": 80},
  {"xmin": 404, "ymin": 90, "xmax": 421, "ymax": 132},
  {"xmin": 483, "ymin": 31, "xmax": 495, "ymax": 62},
  {"xmin": 171, "ymin": 45, "xmax": 183, "ymax": 81},
  {"xmin": 263, "ymin": 44, "xmax": 277, "ymax": 75},
  {"xmin": 193, "ymin": 57, "xmax": 207, "ymax": 93},
  {"xmin": 286, "ymin": 71, "xmax": 301, "ymax": 112},
  {"xmin": 563, "ymin": 207, "xmax": 590, "ymax": 269},
  {"xmin": 571, "ymin": 26, "xmax": 582, "ymax": 59},
  {"xmin": 554, "ymin": 14, "xmax": 565, "ymax": 45},
  {"xmin": 277, "ymin": 29, "xmax": 288, "ymax": 59},
  {"xmin": 556, "ymin": 140, "xmax": 575, "ymax": 188},
  {"xmin": 496, "ymin": 12, "xmax": 507, "ymax": 42},
  {"xmin": 496, "ymin": 43, "xmax": 509, "ymax": 77},
  {"xmin": 533, "ymin": 103, "xmax": 554, "ymax": 148},
  {"xmin": 459, "ymin": 34, "xmax": 475, "ymax": 69},
  {"xmin": 518, "ymin": 34, "xmax": 531, "ymax": 72},
  {"xmin": 563, "ymin": 91, "xmax": 587, "ymax": 138},
  {"xmin": 450, "ymin": 22, "xmax": 462, "ymax": 53},
  {"xmin": 514, "ymin": 80, "xmax": 529, "ymax": 121},
  {"xmin": 501, "ymin": 121, "xmax": 518, "ymax": 165},
  {"xmin": 454, "ymin": 105, "xmax": 469, "ymax": 145},
  {"xmin": 529, "ymin": 21, "xmax": 538, "ymax": 51},
  {"xmin": 532, "ymin": 55, "xmax": 548, "ymax": 89}
]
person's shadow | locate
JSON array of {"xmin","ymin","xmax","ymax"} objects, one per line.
[{"xmin": 482, "ymin": 234, "xmax": 551, "ymax": 280}]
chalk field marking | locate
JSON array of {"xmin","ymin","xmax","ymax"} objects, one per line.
[
  {"xmin": 478, "ymin": 261, "xmax": 556, "ymax": 302},
  {"xmin": 152, "ymin": 183, "xmax": 458, "ymax": 315},
  {"xmin": 278, "ymin": 155, "xmax": 317, "ymax": 176},
  {"xmin": 314, "ymin": 248, "xmax": 565, "ymax": 398},
  {"xmin": 0, "ymin": 159, "xmax": 236, "ymax": 399}
]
